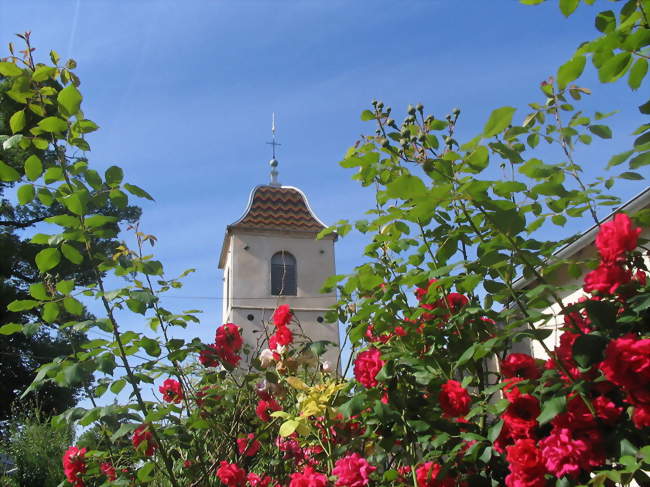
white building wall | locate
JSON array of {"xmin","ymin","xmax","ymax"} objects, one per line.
[{"xmin": 221, "ymin": 229, "xmax": 340, "ymax": 365}]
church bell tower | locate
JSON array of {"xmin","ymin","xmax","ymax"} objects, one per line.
[{"xmin": 217, "ymin": 122, "xmax": 339, "ymax": 361}]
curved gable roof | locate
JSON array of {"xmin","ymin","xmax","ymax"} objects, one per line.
[{"xmin": 229, "ymin": 185, "xmax": 327, "ymax": 233}]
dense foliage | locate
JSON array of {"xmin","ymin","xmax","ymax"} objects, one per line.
[
  {"xmin": 0, "ymin": 1, "xmax": 648, "ymax": 486},
  {"xmin": 0, "ymin": 52, "xmax": 141, "ymax": 432}
]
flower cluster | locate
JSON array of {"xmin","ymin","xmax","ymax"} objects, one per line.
[
  {"xmin": 159, "ymin": 377, "xmax": 184, "ymax": 403},
  {"xmin": 132, "ymin": 424, "xmax": 157, "ymax": 457},
  {"xmin": 270, "ymin": 304, "xmax": 294, "ymax": 351},
  {"xmin": 62, "ymin": 446, "xmax": 87, "ymax": 487},
  {"xmin": 353, "ymin": 347, "xmax": 384, "ymax": 388},
  {"xmin": 200, "ymin": 323, "xmax": 243, "ymax": 368},
  {"xmin": 583, "ymin": 213, "xmax": 640, "ymax": 295}
]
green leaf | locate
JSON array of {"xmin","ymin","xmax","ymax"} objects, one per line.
[
  {"xmin": 588, "ymin": 125, "xmax": 612, "ymax": 139},
  {"xmin": 56, "ymin": 280, "xmax": 75, "ymax": 295},
  {"xmin": 0, "ymin": 323, "xmax": 23, "ymax": 335},
  {"xmin": 137, "ymin": 462, "xmax": 155, "ymax": 483},
  {"xmin": 85, "ymin": 215, "xmax": 117, "ymax": 227},
  {"xmin": 598, "ymin": 52, "xmax": 632, "ymax": 83},
  {"xmin": 105, "ymin": 166, "xmax": 124, "ymax": 186},
  {"xmin": 465, "ymin": 145, "xmax": 489, "ymax": 172},
  {"xmin": 559, "ymin": 0, "xmax": 579, "ymax": 17},
  {"xmin": 24, "ymin": 155, "xmax": 43, "ymax": 181},
  {"xmin": 279, "ymin": 420, "xmax": 300, "ymax": 437},
  {"xmin": 61, "ymin": 243, "xmax": 83, "ymax": 264},
  {"xmin": 7, "ymin": 300, "xmax": 39, "ymax": 312},
  {"xmin": 9, "ymin": 110, "xmax": 26, "ymax": 133},
  {"xmin": 360, "ymin": 110, "xmax": 375, "ymax": 121},
  {"xmin": 557, "ymin": 55, "xmax": 585, "ymax": 89},
  {"xmin": 628, "ymin": 59, "xmax": 648, "ymax": 91},
  {"xmin": 42, "ymin": 302, "xmax": 60, "ymax": 323},
  {"xmin": 37, "ymin": 188, "xmax": 55, "ymax": 206},
  {"xmin": 619, "ymin": 171, "xmax": 644, "ymax": 180},
  {"xmin": 0, "ymin": 160, "xmax": 21, "ymax": 182},
  {"xmin": 43, "ymin": 167, "xmax": 64, "ymax": 183},
  {"xmin": 572, "ymin": 334, "xmax": 607, "ymax": 368},
  {"xmin": 97, "ymin": 354, "xmax": 116, "ymax": 374},
  {"xmin": 483, "ymin": 106, "xmax": 516, "ymax": 138},
  {"xmin": 124, "ymin": 183, "xmax": 154, "ymax": 201},
  {"xmin": 110, "ymin": 379, "xmax": 126, "ymax": 394},
  {"xmin": 63, "ymin": 297, "xmax": 84, "ymax": 316},
  {"xmin": 29, "ymin": 282, "xmax": 49, "ymax": 300},
  {"xmin": 595, "ymin": 10, "xmax": 615, "ymax": 33},
  {"xmin": 140, "ymin": 337, "xmax": 161, "ymax": 357},
  {"xmin": 607, "ymin": 150, "xmax": 634, "ymax": 168},
  {"xmin": 62, "ymin": 191, "xmax": 88, "ymax": 216},
  {"xmin": 60, "ymin": 363, "xmax": 85, "ymax": 387},
  {"xmin": 629, "ymin": 151, "xmax": 650, "ymax": 169},
  {"xmin": 32, "ymin": 65, "xmax": 56, "ymax": 82},
  {"xmin": 57, "ymin": 84, "xmax": 82, "ymax": 117},
  {"xmin": 109, "ymin": 189, "xmax": 128, "ymax": 208},
  {"xmin": 76, "ymin": 119, "xmax": 99, "ymax": 133},
  {"xmin": 35, "ymin": 248, "xmax": 61, "ymax": 273},
  {"xmin": 640, "ymin": 100, "xmax": 650, "ymax": 115},
  {"xmin": 0, "ymin": 61, "xmax": 23, "ymax": 77},
  {"xmin": 338, "ymin": 394, "xmax": 366, "ymax": 418},
  {"xmin": 537, "ymin": 396, "xmax": 566, "ymax": 424},
  {"xmin": 37, "ymin": 116, "xmax": 68, "ymax": 133},
  {"xmin": 386, "ymin": 175, "xmax": 427, "ymax": 199},
  {"xmin": 17, "ymin": 184, "xmax": 35, "ymax": 205},
  {"xmin": 491, "ymin": 209, "xmax": 526, "ymax": 236},
  {"xmin": 2, "ymin": 134, "xmax": 23, "ymax": 150},
  {"xmin": 45, "ymin": 214, "xmax": 80, "ymax": 228}
]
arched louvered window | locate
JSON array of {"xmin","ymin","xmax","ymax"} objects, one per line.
[{"xmin": 271, "ymin": 251, "xmax": 297, "ymax": 296}]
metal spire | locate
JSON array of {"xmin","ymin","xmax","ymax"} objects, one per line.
[{"xmin": 267, "ymin": 113, "xmax": 281, "ymax": 186}]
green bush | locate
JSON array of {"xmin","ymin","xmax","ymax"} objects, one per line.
[{"xmin": 5, "ymin": 409, "xmax": 72, "ymax": 487}]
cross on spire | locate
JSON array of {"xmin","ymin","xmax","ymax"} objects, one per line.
[
  {"xmin": 267, "ymin": 113, "xmax": 281, "ymax": 186},
  {"xmin": 266, "ymin": 112, "xmax": 281, "ymax": 158}
]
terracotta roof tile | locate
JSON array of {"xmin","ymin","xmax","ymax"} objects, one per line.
[{"xmin": 230, "ymin": 185, "xmax": 326, "ymax": 233}]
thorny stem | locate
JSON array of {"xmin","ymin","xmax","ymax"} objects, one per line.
[{"xmin": 549, "ymin": 82, "xmax": 601, "ymax": 228}]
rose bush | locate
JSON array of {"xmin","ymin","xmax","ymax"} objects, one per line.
[{"xmin": 0, "ymin": 1, "xmax": 649, "ymax": 486}]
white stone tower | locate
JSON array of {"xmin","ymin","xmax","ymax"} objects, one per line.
[{"xmin": 217, "ymin": 136, "xmax": 339, "ymax": 361}]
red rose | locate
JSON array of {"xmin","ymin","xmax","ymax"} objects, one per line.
[
  {"xmin": 445, "ymin": 292, "xmax": 469, "ymax": 313},
  {"xmin": 503, "ymin": 389, "xmax": 540, "ymax": 439},
  {"xmin": 271, "ymin": 325, "xmax": 294, "ymax": 347},
  {"xmin": 593, "ymin": 395, "xmax": 624, "ymax": 425},
  {"xmin": 632, "ymin": 404, "xmax": 650, "ymax": 429},
  {"xmin": 62, "ymin": 446, "xmax": 87, "ymax": 487},
  {"xmin": 256, "ymin": 398, "xmax": 281, "ymax": 422},
  {"xmin": 600, "ymin": 334, "xmax": 650, "ymax": 392},
  {"xmin": 248, "ymin": 473, "xmax": 273, "ymax": 487},
  {"xmin": 353, "ymin": 348, "xmax": 385, "ymax": 388},
  {"xmin": 159, "ymin": 378, "xmax": 183, "ymax": 404},
  {"xmin": 289, "ymin": 466, "xmax": 328, "ymax": 487},
  {"xmin": 501, "ymin": 354, "xmax": 542, "ymax": 380},
  {"xmin": 583, "ymin": 263, "xmax": 631, "ymax": 295},
  {"xmin": 539, "ymin": 427, "xmax": 604, "ymax": 479},
  {"xmin": 505, "ymin": 439, "xmax": 547, "ymax": 487},
  {"xmin": 216, "ymin": 461, "xmax": 246, "ymax": 487},
  {"xmin": 415, "ymin": 279, "xmax": 438, "ymax": 301},
  {"xmin": 132, "ymin": 425, "xmax": 157, "ymax": 457},
  {"xmin": 100, "ymin": 462, "xmax": 116, "ymax": 481},
  {"xmin": 439, "ymin": 379, "xmax": 471, "ymax": 418},
  {"xmin": 415, "ymin": 462, "xmax": 455, "ymax": 487},
  {"xmin": 237, "ymin": 433, "xmax": 261, "ymax": 457},
  {"xmin": 273, "ymin": 304, "xmax": 292, "ymax": 327},
  {"xmin": 199, "ymin": 344, "xmax": 220, "ymax": 367},
  {"xmin": 595, "ymin": 213, "xmax": 640, "ymax": 263},
  {"xmin": 332, "ymin": 453, "xmax": 376, "ymax": 487}
]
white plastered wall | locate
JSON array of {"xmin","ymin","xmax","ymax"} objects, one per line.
[{"xmin": 221, "ymin": 229, "xmax": 340, "ymax": 365}]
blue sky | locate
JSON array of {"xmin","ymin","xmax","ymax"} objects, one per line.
[{"xmin": 1, "ymin": 1, "xmax": 647, "ymax": 380}]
